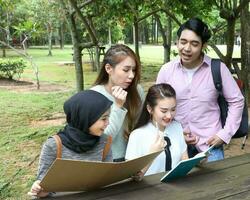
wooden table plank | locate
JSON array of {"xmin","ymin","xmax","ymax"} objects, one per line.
[{"xmin": 46, "ymin": 153, "xmax": 250, "ymax": 200}]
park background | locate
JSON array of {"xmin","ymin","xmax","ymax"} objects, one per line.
[{"xmin": 0, "ymin": 1, "xmax": 250, "ymax": 199}]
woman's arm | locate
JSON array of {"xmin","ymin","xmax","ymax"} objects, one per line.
[
  {"xmin": 130, "ymin": 133, "xmax": 166, "ymax": 181},
  {"xmin": 103, "ymin": 103, "xmax": 127, "ymax": 139},
  {"xmin": 28, "ymin": 138, "xmax": 57, "ymax": 198}
]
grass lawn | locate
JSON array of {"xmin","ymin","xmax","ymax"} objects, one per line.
[{"xmin": 0, "ymin": 44, "xmax": 241, "ymax": 199}]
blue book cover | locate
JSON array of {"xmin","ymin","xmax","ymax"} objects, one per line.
[{"xmin": 161, "ymin": 145, "xmax": 214, "ymax": 182}]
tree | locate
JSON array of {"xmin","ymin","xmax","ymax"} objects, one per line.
[
  {"xmin": 0, "ymin": 0, "xmax": 41, "ymax": 88},
  {"xmin": 155, "ymin": 14, "xmax": 172, "ymax": 63},
  {"xmin": 27, "ymin": 0, "xmax": 63, "ymax": 56},
  {"xmin": 155, "ymin": 0, "xmax": 249, "ymax": 70},
  {"xmin": 240, "ymin": 1, "xmax": 250, "ymax": 103},
  {"xmin": 208, "ymin": 0, "xmax": 250, "ymax": 67},
  {"xmin": 0, "ymin": 0, "xmax": 20, "ymax": 57},
  {"xmin": 100, "ymin": 0, "xmax": 150, "ymax": 60},
  {"xmin": 60, "ymin": 0, "xmax": 100, "ymax": 91}
]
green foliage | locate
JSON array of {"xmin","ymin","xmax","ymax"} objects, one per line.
[{"xmin": 0, "ymin": 58, "xmax": 27, "ymax": 79}]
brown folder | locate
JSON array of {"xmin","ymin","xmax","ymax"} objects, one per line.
[{"xmin": 40, "ymin": 150, "xmax": 162, "ymax": 192}]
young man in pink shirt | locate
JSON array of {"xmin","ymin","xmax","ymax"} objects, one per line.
[{"xmin": 156, "ymin": 18, "xmax": 244, "ymax": 162}]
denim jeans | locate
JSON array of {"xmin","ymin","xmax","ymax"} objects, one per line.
[
  {"xmin": 188, "ymin": 145, "xmax": 224, "ymax": 162},
  {"xmin": 207, "ymin": 146, "xmax": 224, "ymax": 162}
]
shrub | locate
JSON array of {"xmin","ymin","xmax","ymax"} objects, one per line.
[{"xmin": 0, "ymin": 59, "xmax": 27, "ymax": 80}]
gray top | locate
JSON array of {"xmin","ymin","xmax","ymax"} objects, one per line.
[
  {"xmin": 91, "ymin": 85, "xmax": 144, "ymax": 160},
  {"xmin": 37, "ymin": 135, "xmax": 112, "ymax": 180}
]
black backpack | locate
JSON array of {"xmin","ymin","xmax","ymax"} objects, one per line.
[{"xmin": 211, "ymin": 59, "xmax": 249, "ymax": 149}]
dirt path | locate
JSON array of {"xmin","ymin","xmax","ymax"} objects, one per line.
[
  {"xmin": 224, "ymin": 108, "xmax": 250, "ymax": 158},
  {"xmin": 0, "ymin": 78, "xmax": 71, "ymax": 92}
]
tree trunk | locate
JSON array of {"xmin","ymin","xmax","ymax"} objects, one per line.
[
  {"xmin": 240, "ymin": 2, "xmax": 250, "ymax": 104},
  {"xmin": 155, "ymin": 14, "xmax": 172, "ymax": 63},
  {"xmin": 69, "ymin": 15, "xmax": 84, "ymax": 91},
  {"xmin": 154, "ymin": 14, "xmax": 172, "ymax": 63},
  {"xmin": 224, "ymin": 19, "xmax": 236, "ymax": 68},
  {"xmin": 155, "ymin": 14, "xmax": 166, "ymax": 63},
  {"xmin": 2, "ymin": 48, "xmax": 6, "ymax": 57},
  {"xmin": 87, "ymin": 48, "xmax": 95, "ymax": 71},
  {"xmin": 144, "ymin": 22, "xmax": 149, "ymax": 44},
  {"xmin": 47, "ymin": 23, "xmax": 53, "ymax": 56},
  {"xmin": 133, "ymin": 17, "xmax": 140, "ymax": 60},
  {"xmin": 166, "ymin": 18, "xmax": 172, "ymax": 62},
  {"xmin": 108, "ymin": 26, "xmax": 112, "ymax": 47},
  {"xmin": 151, "ymin": 16, "xmax": 155, "ymax": 43},
  {"xmin": 59, "ymin": 23, "xmax": 64, "ymax": 50},
  {"xmin": 94, "ymin": 46, "xmax": 100, "ymax": 71},
  {"xmin": 6, "ymin": 12, "xmax": 11, "ymax": 46},
  {"xmin": 155, "ymin": 19, "xmax": 158, "ymax": 44}
]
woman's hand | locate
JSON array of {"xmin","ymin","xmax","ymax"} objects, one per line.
[
  {"xmin": 111, "ymin": 86, "xmax": 127, "ymax": 108},
  {"xmin": 131, "ymin": 170, "xmax": 145, "ymax": 182},
  {"xmin": 149, "ymin": 132, "xmax": 166, "ymax": 153},
  {"xmin": 27, "ymin": 180, "xmax": 49, "ymax": 198}
]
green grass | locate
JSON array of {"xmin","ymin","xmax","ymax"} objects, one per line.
[
  {"xmin": 0, "ymin": 44, "xmax": 240, "ymax": 199},
  {"xmin": 0, "ymin": 89, "xmax": 73, "ymax": 199}
]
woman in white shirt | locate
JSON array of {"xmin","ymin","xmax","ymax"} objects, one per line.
[{"xmin": 126, "ymin": 83, "xmax": 188, "ymax": 179}]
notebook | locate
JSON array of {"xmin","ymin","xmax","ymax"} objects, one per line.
[{"xmin": 161, "ymin": 145, "xmax": 215, "ymax": 182}]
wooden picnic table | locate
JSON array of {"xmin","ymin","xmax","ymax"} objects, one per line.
[{"xmin": 47, "ymin": 153, "xmax": 250, "ymax": 200}]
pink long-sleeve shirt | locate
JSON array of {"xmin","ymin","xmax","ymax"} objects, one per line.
[{"xmin": 156, "ymin": 55, "xmax": 244, "ymax": 152}]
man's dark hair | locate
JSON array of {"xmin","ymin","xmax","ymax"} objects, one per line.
[{"xmin": 177, "ymin": 18, "xmax": 211, "ymax": 44}]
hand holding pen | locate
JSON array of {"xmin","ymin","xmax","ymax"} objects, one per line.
[{"xmin": 149, "ymin": 122, "xmax": 166, "ymax": 153}]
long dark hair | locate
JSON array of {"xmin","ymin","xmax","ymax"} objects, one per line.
[
  {"xmin": 94, "ymin": 44, "xmax": 142, "ymax": 139},
  {"xmin": 134, "ymin": 83, "xmax": 176, "ymax": 130},
  {"xmin": 177, "ymin": 18, "xmax": 211, "ymax": 44}
]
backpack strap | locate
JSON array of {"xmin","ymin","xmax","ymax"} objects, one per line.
[
  {"xmin": 211, "ymin": 59, "xmax": 223, "ymax": 93},
  {"xmin": 52, "ymin": 135, "xmax": 62, "ymax": 159},
  {"xmin": 102, "ymin": 135, "xmax": 112, "ymax": 161},
  {"xmin": 53, "ymin": 134, "xmax": 111, "ymax": 161}
]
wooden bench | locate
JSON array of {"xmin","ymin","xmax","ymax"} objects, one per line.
[
  {"xmin": 99, "ymin": 46, "xmax": 105, "ymax": 55},
  {"xmin": 56, "ymin": 61, "xmax": 75, "ymax": 66},
  {"xmin": 46, "ymin": 153, "xmax": 250, "ymax": 200},
  {"xmin": 231, "ymin": 58, "xmax": 241, "ymax": 75}
]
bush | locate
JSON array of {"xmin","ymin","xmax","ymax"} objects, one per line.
[{"xmin": 0, "ymin": 59, "xmax": 27, "ymax": 80}]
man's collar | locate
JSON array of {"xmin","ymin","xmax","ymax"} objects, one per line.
[{"xmin": 177, "ymin": 54, "xmax": 210, "ymax": 68}]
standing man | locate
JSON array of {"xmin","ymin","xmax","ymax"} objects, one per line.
[{"xmin": 156, "ymin": 18, "xmax": 244, "ymax": 162}]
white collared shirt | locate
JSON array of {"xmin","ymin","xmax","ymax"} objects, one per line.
[{"xmin": 125, "ymin": 121, "xmax": 187, "ymax": 176}]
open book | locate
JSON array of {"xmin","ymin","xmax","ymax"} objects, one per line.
[
  {"xmin": 40, "ymin": 150, "xmax": 162, "ymax": 192},
  {"xmin": 161, "ymin": 145, "xmax": 215, "ymax": 182}
]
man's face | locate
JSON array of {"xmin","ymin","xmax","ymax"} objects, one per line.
[{"xmin": 177, "ymin": 29, "xmax": 204, "ymax": 69}]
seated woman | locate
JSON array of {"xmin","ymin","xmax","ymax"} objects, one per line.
[
  {"xmin": 125, "ymin": 83, "xmax": 188, "ymax": 180},
  {"xmin": 28, "ymin": 90, "xmax": 113, "ymax": 198}
]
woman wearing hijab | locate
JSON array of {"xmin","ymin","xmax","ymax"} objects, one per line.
[{"xmin": 28, "ymin": 90, "xmax": 113, "ymax": 198}]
